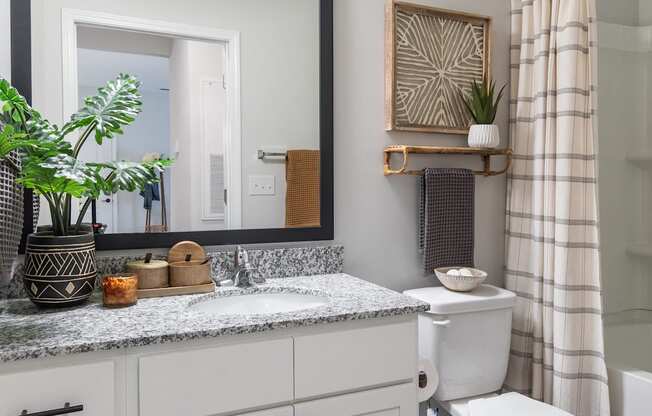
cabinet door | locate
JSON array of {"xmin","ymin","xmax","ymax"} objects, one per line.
[
  {"xmin": 294, "ymin": 321, "xmax": 417, "ymax": 399},
  {"xmin": 238, "ymin": 407, "xmax": 293, "ymax": 416},
  {"xmin": 0, "ymin": 361, "xmax": 115, "ymax": 416},
  {"xmin": 139, "ymin": 338, "xmax": 293, "ymax": 416},
  {"xmin": 294, "ymin": 383, "xmax": 416, "ymax": 416}
]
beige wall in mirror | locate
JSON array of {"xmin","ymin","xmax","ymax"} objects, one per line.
[{"xmin": 31, "ymin": 0, "xmax": 321, "ymax": 234}]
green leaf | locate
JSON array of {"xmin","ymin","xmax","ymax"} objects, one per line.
[
  {"xmin": 19, "ymin": 163, "xmax": 74, "ymax": 197},
  {"xmin": 489, "ymin": 84, "xmax": 507, "ymax": 124},
  {"xmin": 88, "ymin": 158, "xmax": 171, "ymax": 195},
  {"xmin": 40, "ymin": 155, "xmax": 97, "ymax": 185},
  {"xmin": 63, "ymin": 73, "xmax": 142, "ymax": 146},
  {"xmin": 0, "ymin": 78, "xmax": 30, "ymax": 128},
  {"xmin": 460, "ymin": 90, "xmax": 479, "ymax": 124},
  {"xmin": 0, "ymin": 79, "xmax": 71, "ymax": 161},
  {"xmin": 26, "ymin": 113, "xmax": 67, "ymax": 145},
  {"xmin": 0, "ymin": 125, "xmax": 23, "ymax": 158}
]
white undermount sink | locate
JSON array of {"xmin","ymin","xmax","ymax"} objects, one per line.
[{"xmin": 190, "ymin": 292, "xmax": 329, "ymax": 316}]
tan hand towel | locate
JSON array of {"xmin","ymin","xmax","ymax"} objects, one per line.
[{"xmin": 285, "ymin": 150, "xmax": 320, "ymax": 228}]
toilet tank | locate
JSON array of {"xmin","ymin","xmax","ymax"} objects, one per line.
[{"xmin": 403, "ymin": 285, "xmax": 516, "ymax": 401}]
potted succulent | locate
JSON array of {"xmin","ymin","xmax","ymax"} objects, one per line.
[
  {"xmin": 0, "ymin": 74, "xmax": 171, "ymax": 307},
  {"xmin": 461, "ymin": 79, "xmax": 505, "ymax": 148}
]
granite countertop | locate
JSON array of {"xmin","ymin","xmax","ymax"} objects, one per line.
[{"xmin": 0, "ymin": 274, "xmax": 429, "ymax": 363}]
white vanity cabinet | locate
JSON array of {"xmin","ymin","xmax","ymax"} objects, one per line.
[{"xmin": 0, "ymin": 317, "xmax": 418, "ymax": 416}]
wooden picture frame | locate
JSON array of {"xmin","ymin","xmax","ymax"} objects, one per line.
[{"xmin": 385, "ymin": 0, "xmax": 491, "ymax": 134}]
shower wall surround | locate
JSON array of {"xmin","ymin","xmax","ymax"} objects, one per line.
[
  {"xmin": 0, "ymin": 244, "xmax": 344, "ymax": 299},
  {"xmin": 598, "ymin": 19, "xmax": 652, "ymax": 315}
]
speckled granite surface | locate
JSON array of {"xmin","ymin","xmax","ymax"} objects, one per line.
[
  {"xmin": 0, "ymin": 274, "xmax": 428, "ymax": 362},
  {"xmin": 0, "ymin": 245, "xmax": 344, "ymax": 299}
]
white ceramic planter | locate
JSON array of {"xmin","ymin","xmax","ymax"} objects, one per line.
[{"xmin": 468, "ymin": 124, "xmax": 500, "ymax": 148}]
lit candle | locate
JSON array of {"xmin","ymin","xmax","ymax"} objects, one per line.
[{"xmin": 102, "ymin": 274, "xmax": 138, "ymax": 308}]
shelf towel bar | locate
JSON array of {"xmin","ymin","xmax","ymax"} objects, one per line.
[{"xmin": 383, "ymin": 145, "xmax": 513, "ymax": 177}]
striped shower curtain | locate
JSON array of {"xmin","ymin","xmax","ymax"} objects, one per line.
[{"xmin": 505, "ymin": 1, "xmax": 610, "ymax": 415}]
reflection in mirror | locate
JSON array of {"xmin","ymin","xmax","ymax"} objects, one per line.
[
  {"xmin": 75, "ymin": 28, "xmax": 227, "ymax": 234},
  {"xmin": 32, "ymin": 0, "xmax": 321, "ymax": 235}
]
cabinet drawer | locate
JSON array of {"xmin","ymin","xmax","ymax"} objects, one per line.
[
  {"xmin": 0, "ymin": 361, "xmax": 115, "ymax": 416},
  {"xmin": 294, "ymin": 321, "xmax": 417, "ymax": 399},
  {"xmin": 294, "ymin": 383, "xmax": 417, "ymax": 416},
  {"xmin": 139, "ymin": 338, "xmax": 293, "ymax": 416}
]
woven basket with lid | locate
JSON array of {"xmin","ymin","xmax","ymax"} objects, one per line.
[
  {"xmin": 127, "ymin": 257, "xmax": 169, "ymax": 289},
  {"xmin": 168, "ymin": 241, "xmax": 212, "ymax": 287}
]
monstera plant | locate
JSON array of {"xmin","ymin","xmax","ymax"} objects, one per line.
[{"xmin": 0, "ymin": 74, "xmax": 171, "ymax": 307}]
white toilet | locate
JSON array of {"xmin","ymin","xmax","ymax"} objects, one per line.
[{"xmin": 404, "ymin": 284, "xmax": 572, "ymax": 416}]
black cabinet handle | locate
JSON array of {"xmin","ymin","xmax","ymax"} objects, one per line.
[{"xmin": 20, "ymin": 402, "xmax": 83, "ymax": 416}]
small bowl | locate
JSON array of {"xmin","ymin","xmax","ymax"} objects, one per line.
[{"xmin": 435, "ymin": 267, "xmax": 487, "ymax": 292}]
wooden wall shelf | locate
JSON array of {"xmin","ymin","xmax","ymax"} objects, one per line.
[{"xmin": 383, "ymin": 145, "xmax": 513, "ymax": 177}]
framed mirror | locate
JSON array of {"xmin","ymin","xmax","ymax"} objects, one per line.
[{"xmin": 12, "ymin": 0, "xmax": 333, "ymax": 251}]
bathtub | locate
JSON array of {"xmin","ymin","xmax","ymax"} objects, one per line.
[{"xmin": 604, "ymin": 321, "xmax": 652, "ymax": 416}]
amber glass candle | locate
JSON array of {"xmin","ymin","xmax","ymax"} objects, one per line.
[{"xmin": 102, "ymin": 274, "xmax": 138, "ymax": 308}]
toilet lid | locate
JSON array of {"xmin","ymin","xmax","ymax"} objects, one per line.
[
  {"xmin": 404, "ymin": 284, "xmax": 516, "ymax": 314},
  {"xmin": 468, "ymin": 393, "xmax": 573, "ymax": 416}
]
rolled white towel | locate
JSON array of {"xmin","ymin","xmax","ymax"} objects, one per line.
[{"xmin": 459, "ymin": 268, "xmax": 474, "ymax": 277}]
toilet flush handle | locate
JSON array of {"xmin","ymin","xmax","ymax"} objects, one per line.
[{"xmin": 432, "ymin": 319, "xmax": 451, "ymax": 327}]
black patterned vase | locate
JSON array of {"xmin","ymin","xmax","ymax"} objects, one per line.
[{"xmin": 23, "ymin": 231, "xmax": 97, "ymax": 307}]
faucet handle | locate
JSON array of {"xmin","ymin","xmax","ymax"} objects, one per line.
[
  {"xmin": 230, "ymin": 245, "xmax": 264, "ymax": 286},
  {"xmin": 233, "ymin": 245, "xmax": 244, "ymax": 268},
  {"xmin": 241, "ymin": 250, "xmax": 252, "ymax": 269},
  {"xmin": 235, "ymin": 245, "xmax": 253, "ymax": 269},
  {"xmin": 241, "ymin": 248, "xmax": 248, "ymax": 261}
]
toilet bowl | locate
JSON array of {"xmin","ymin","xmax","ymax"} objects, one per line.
[{"xmin": 404, "ymin": 285, "xmax": 572, "ymax": 416}]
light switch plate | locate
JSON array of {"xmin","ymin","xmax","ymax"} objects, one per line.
[{"xmin": 248, "ymin": 175, "xmax": 275, "ymax": 195}]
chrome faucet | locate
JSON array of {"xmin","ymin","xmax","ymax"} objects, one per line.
[{"xmin": 228, "ymin": 246, "xmax": 264, "ymax": 288}]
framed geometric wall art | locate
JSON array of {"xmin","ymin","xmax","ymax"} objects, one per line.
[{"xmin": 385, "ymin": 0, "xmax": 491, "ymax": 134}]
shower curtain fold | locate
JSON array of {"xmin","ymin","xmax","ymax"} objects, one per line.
[{"xmin": 505, "ymin": 0, "xmax": 610, "ymax": 415}]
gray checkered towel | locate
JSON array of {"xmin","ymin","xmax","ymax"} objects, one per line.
[{"xmin": 419, "ymin": 168, "xmax": 474, "ymax": 273}]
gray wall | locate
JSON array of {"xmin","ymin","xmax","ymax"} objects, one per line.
[{"xmin": 333, "ymin": 0, "xmax": 510, "ymax": 291}]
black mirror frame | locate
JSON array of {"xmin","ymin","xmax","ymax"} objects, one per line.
[{"xmin": 12, "ymin": 0, "xmax": 334, "ymax": 252}]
